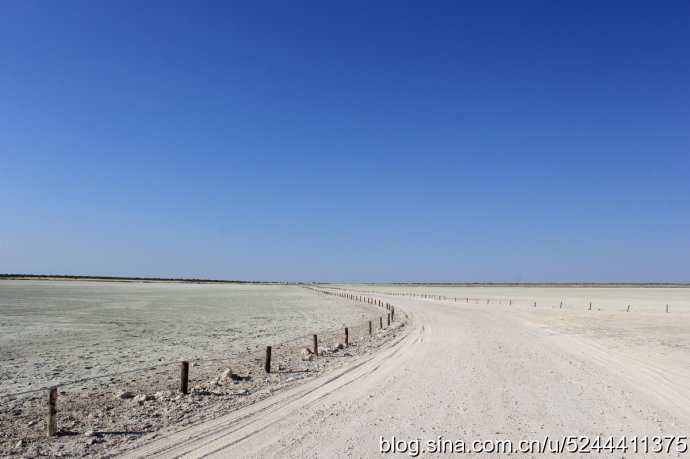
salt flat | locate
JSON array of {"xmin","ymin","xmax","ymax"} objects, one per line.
[
  {"xmin": 0, "ymin": 281, "xmax": 373, "ymax": 396},
  {"xmin": 120, "ymin": 289, "xmax": 690, "ymax": 458},
  {"xmin": 345, "ymin": 285, "xmax": 690, "ymax": 313}
]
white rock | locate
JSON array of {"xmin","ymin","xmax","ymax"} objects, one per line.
[
  {"xmin": 219, "ymin": 368, "xmax": 233, "ymax": 381},
  {"xmin": 300, "ymin": 348, "xmax": 314, "ymax": 361}
]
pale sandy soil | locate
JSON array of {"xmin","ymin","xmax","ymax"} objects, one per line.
[
  {"xmin": 516, "ymin": 308, "xmax": 690, "ymax": 424},
  {"xmin": 116, "ymin": 290, "xmax": 690, "ymax": 458},
  {"xmin": 342, "ymin": 285, "xmax": 690, "ymax": 313}
]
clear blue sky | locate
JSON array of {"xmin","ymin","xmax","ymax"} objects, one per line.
[{"xmin": 1, "ymin": 1, "xmax": 688, "ymax": 283}]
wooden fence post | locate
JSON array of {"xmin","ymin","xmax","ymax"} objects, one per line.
[
  {"xmin": 313, "ymin": 334, "xmax": 318, "ymax": 355},
  {"xmin": 180, "ymin": 361, "xmax": 190, "ymax": 394},
  {"xmin": 589, "ymin": 302, "xmax": 592, "ymax": 310},
  {"xmin": 626, "ymin": 305, "xmax": 630, "ymax": 312},
  {"xmin": 47, "ymin": 387, "xmax": 57, "ymax": 437},
  {"xmin": 380, "ymin": 316, "xmax": 383, "ymax": 329},
  {"xmin": 369, "ymin": 320, "xmax": 372, "ymax": 335},
  {"xmin": 666, "ymin": 304, "xmax": 669, "ymax": 313},
  {"xmin": 387, "ymin": 313, "xmax": 391, "ymax": 326},
  {"xmin": 265, "ymin": 346, "xmax": 272, "ymax": 373},
  {"xmin": 345, "ymin": 328, "xmax": 349, "ymax": 346}
]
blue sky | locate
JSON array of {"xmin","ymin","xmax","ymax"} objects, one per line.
[{"xmin": 1, "ymin": 1, "xmax": 688, "ymax": 283}]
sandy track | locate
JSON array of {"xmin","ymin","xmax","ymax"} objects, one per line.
[{"xmin": 118, "ymin": 291, "xmax": 690, "ymax": 458}]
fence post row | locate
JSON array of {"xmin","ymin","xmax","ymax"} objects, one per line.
[{"xmin": 29, "ymin": 285, "xmax": 563, "ymax": 403}]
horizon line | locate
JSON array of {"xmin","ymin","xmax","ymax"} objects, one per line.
[{"xmin": 1, "ymin": 274, "xmax": 688, "ymax": 287}]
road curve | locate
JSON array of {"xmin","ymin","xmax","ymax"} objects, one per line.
[{"xmin": 119, "ymin": 290, "xmax": 689, "ymax": 458}]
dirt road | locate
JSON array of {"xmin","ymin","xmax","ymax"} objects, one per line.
[{"xmin": 118, "ymin": 291, "xmax": 690, "ymax": 458}]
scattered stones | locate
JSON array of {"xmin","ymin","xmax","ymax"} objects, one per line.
[
  {"xmin": 154, "ymin": 390, "xmax": 174, "ymax": 400},
  {"xmin": 27, "ymin": 420, "xmax": 38, "ymax": 427},
  {"xmin": 83, "ymin": 430, "xmax": 97, "ymax": 437}
]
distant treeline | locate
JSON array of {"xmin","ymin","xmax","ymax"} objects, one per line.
[
  {"xmin": 0, "ymin": 274, "xmax": 293, "ymax": 284},
  {"xmin": 1, "ymin": 275, "xmax": 686, "ymax": 287}
]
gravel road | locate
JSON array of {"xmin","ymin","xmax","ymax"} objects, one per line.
[{"xmin": 117, "ymin": 290, "xmax": 690, "ymax": 458}]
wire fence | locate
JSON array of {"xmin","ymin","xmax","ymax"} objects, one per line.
[
  {"xmin": 333, "ymin": 288, "xmax": 686, "ymax": 314},
  {"xmin": 0, "ymin": 288, "xmax": 406, "ymax": 456}
]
